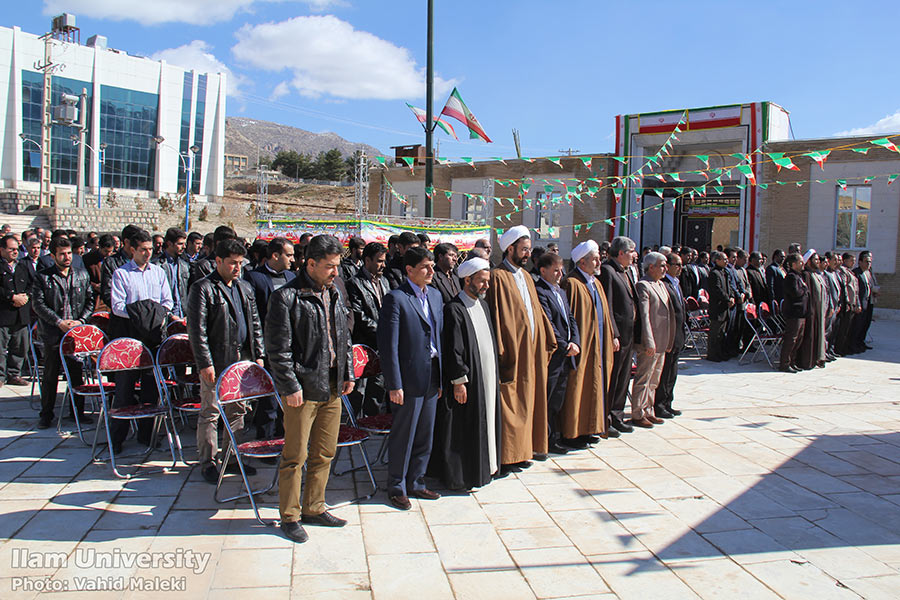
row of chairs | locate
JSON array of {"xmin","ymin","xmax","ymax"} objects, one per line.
[{"xmin": 31, "ymin": 314, "xmax": 390, "ymax": 524}]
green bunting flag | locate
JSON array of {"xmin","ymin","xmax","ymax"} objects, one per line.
[
  {"xmin": 736, "ymin": 184, "xmax": 747, "ymax": 190},
  {"xmin": 496, "ymin": 228, "xmax": 504, "ymax": 235},
  {"xmin": 574, "ymin": 224, "xmax": 582, "ymax": 235},
  {"xmin": 520, "ymin": 157, "xmax": 534, "ymax": 163},
  {"xmin": 803, "ymin": 150, "xmax": 831, "ymax": 170},
  {"xmin": 491, "ymin": 157, "xmax": 507, "ymax": 165},
  {"xmin": 870, "ymin": 138, "xmax": 900, "ymax": 153},
  {"xmin": 425, "ymin": 185, "xmax": 434, "ymax": 199},
  {"xmin": 837, "ymin": 179, "xmax": 848, "ymax": 190},
  {"xmin": 736, "ymin": 164, "xmax": 757, "ymax": 185},
  {"xmin": 612, "ymin": 156, "xmax": 628, "ymax": 164},
  {"xmin": 460, "ymin": 157, "xmax": 476, "ymax": 168},
  {"xmin": 548, "ymin": 157, "xmax": 563, "ymax": 168},
  {"xmin": 757, "ymin": 183, "xmax": 768, "ymax": 190},
  {"xmin": 652, "ymin": 188, "xmax": 664, "ymax": 199},
  {"xmin": 674, "ymin": 187, "xmax": 685, "ymax": 194},
  {"xmin": 444, "ymin": 190, "xmax": 453, "ymax": 201},
  {"xmin": 863, "ymin": 177, "xmax": 875, "ymax": 184},
  {"xmin": 587, "ymin": 186, "xmax": 599, "ymax": 195},
  {"xmin": 543, "ymin": 184, "xmax": 554, "ymax": 194},
  {"xmin": 566, "ymin": 185, "xmax": 577, "ymax": 194},
  {"xmin": 634, "ymin": 187, "xmax": 645, "ymax": 197},
  {"xmin": 668, "ymin": 172, "xmax": 682, "ymax": 182},
  {"xmin": 375, "ymin": 156, "xmax": 388, "ymax": 166},
  {"xmin": 612, "ymin": 187, "xmax": 623, "ymax": 203},
  {"xmin": 520, "ymin": 182, "xmax": 532, "ymax": 193},
  {"xmin": 851, "ymin": 148, "xmax": 870, "ymax": 155},
  {"xmin": 604, "ymin": 219, "xmax": 613, "ymax": 226},
  {"xmin": 696, "ymin": 155, "xmax": 709, "ymax": 168},
  {"xmin": 887, "ymin": 174, "xmax": 899, "ymax": 185},
  {"xmin": 816, "ymin": 179, "xmax": 828, "ymax": 184},
  {"xmin": 767, "ymin": 152, "xmax": 800, "ymax": 172},
  {"xmin": 580, "ymin": 157, "xmax": 593, "ymax": 170},
  {"xmin": 400, "ymin": 156, "xmax": 415, "ymax": 173},
  {"xmin": 713, "ymin": 186, "xmax": 724, "ymax": 195}
]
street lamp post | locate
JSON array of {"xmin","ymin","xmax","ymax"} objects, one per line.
[
  {"xmin": 151, "ymin": 136, "xmax": 200, "ymax": 232},
  {"xmin": 70, "ymin": 135, "xmax": 107, "ymax": 207},
  {"xmin": 19, "ymin": 134, "xmax": 43, "ymax": 202}
]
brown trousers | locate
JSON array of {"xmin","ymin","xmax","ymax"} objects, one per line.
[
  {"xmin": 779, "ymin": 318, "xmax": 806, "ymax": 369},
  {"xmin": 279, "ymin": 392, "xmax": 342, "ymax": 522}
]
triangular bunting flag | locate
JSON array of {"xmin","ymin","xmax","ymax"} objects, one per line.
[
  {"xmin": 837, "ymin": 179, "xmax": 848, "ymax": 190},
  {"xmin": 889, "ymin": 174, "xmax": 899, "ymax": 185},
  {"xmin": 870, "ymin": 137, "xmax": 900, "ymax": 153},
  {"xmin": 696, "ymin": 155, "xmax": 710, "ymax": 168},
  {"xmin": 400, "ymin": 156, "xmax": 415, "ymax": 173},
  {"xmin": 803, "ymin": 150, "xmax": 831, "ymax": 170},
  {"xmin": 548, "ymin": 157, "xmax": 564, "ymax": 168},
  {"xmin": 579, "ymin": 157, "xmax": 593, "ymax": 170}
]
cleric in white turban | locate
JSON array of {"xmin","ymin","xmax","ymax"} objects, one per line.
[
  {"xmin": 432, "ymin": 252, "xmax": 501, "ymax": 489},
  {"xmin": 498, "ymin": 225, "xmax": 530, "ymax": 253},
  {"xmin": 571, "ymin": 240, "xmax": 600, "ymax": 264}
]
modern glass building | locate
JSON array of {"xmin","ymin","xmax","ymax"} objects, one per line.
[{"xmin": 0, "ymin": 23, "xmax": 226, "ymax": 203}]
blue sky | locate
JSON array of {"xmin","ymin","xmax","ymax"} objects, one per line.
[{"xmin": 11, "ymin": 1, "xmax": 900, "ymax": 158}]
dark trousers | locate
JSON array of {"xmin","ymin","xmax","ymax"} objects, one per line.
[
  {"xmin": 110, "ymin": 370, "xmax": 158, "ymax": 447},
  {"xmin": 546, "ymin": 350, "xmax": 568, "ymax": 443},
  {"xmin": 387, "ymin": 359, "xmax": 439, "ymax": 497},
  {"xmin": 850, "ymin": 304, "xmax": 874, "ymax": 351},
  {"xmin": 608, "ymin": 340, "xmax": 634, "ymax": 421},
  {"xmin": 654, "ymin": 349, "xmax": 680, "ymax": 410},
  {"xmin": 707, "ymin": 315, "xmax": 727, "ymax": 361},
  {"xmin": 0, "ymin": 324, "xmax": 28, "ymax": 381},
  {"xmin": 39, "ymin": 340, "xmax": 84, "ymax": 422},
  {"xmin": 725, "ymin": 306, "xmax": 744, "ymax": 358},
  {"xmin": 835, "ymin": 310, "xmax": 856, "ymax": 355},
  {"xmin": 779, "ymin": 318, "xmax": 805, "ymax": 369}
]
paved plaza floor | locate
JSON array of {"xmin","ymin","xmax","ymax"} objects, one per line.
[{"xmin": 1, "ymin": 320, "xmax": 899, "ymax": 599}]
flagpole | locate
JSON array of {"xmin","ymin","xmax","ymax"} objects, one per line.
[{"xmin": 424, "ymin": 0, "xmax": 434, "ymax": 218}]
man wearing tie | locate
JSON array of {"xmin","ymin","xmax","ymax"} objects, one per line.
[
  {"xmin": 378, "ymin": 246, "xmax": 443, "ymax": 510},
  {"xmin": 655, "ymin": 252, "xmax": 686, "ymax": 418},
  {"xmin": 534, "ymin": 252, "xmax": 580, "ymax": 453}
]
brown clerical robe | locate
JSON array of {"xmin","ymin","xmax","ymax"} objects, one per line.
[
  {"xmin": 562, "ymin": 270, "xmax": 615, "ymax": 438},
  {"xmin": 487, "ymin": 262, "xmax": 556, "ymax": 463}
]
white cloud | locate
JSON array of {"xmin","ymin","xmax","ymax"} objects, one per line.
[
  {"xmin": 232, "ymin": 15, "xmax": 456, "ymax": 101},
  {"xmin": 42, "ymin": 0, "xmax": 341, "ymax": 26},
  {"xmin": 150, "ymin": 40, "xmax": 247, "ymax": 96},
  {"xmin": 836, "ymin": 110, "xmax": 900, "ymax": 136},
  {"xmin": 269, "ymin": 81, "xmax": 290, "ymax": 101}
]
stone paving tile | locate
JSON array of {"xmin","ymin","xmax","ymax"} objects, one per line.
[
  {"xmin": 510, "ymin": 546, "xmax": 611, "ymax": 598},
  {"xmin": 446, "ymin": 570, "xmax": 536, "ymax": 600},
  {"xmin": 368, "ymin": 552, "xmax": 453, "ymax": 600},
  {"xmin": 588, "ymin": 550, "xmax": 701, "ymax": 599},
  {"xmin": 741, "ymin": 559, "xmax": 863, "ymax": 599},
  {"xmin": 666, "ymin": 557, "xmax": 783, "ymax": 599}
]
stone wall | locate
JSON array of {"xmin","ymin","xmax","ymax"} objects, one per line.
[
  {"xmin": 0, "ymin": 190, "xmax": 40, "ymax": 214},
  {"xmin": 49, "ymin": 207, "xmax": 158, "ymax": 234}
]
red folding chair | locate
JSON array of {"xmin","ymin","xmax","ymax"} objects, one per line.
[
  {"xmin": 348, "ymin": 344, "xmax": 391, "ymax": 464},
  {"xmin": 698, "ymin": 288, "xmax": 710, "ymax": 307},
  {"xmin": 91, "ymin": 338, "xmax": 177, "ymax": 479},
  {"xmin": 739, "ymin": 303, "xmax": 782, "ymax": 368},
  {"xmin": 154, "ymin": 334, "xmax": 199, "ymax": 464},
  {"xmin": 213, "ymin": 361, "xmax": 284, "ymax": 525},
  {"xmin": 59, "ymin": 324, "xmax": 110, "ymax": 444}
]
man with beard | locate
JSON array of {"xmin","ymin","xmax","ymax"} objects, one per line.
[
  {"xmin": 562, "ymin": 240, "xmax": 614, "ymax": 444},
  {"xmin": 705, "ymin": 252, "xmax": 733, "ymax": 362},
  {"xmin": 431, "ymin": 243, "xmax": 460, "ymax": 303},
  {"xmin": 766, "ymin": 249, "xmax": 787, "ymax": 309},
  {"xmin": 746, "ymin": 252, "xmax": 769, "ymax": 308},
  {"xmin": 797, "ymin": 251, "xmax": 826, "ymax": 370},
  {"xmin": 778, "ymin": 252, "xmax": 809, "ymax": 372},
  {"xmin": 384, "ymin": 232, "xmax": 420, "ymax": 290},
  {"xmin": 835, "ymin": 253, "xmax": 861, "ymax": 355},
  {"xmin": 486, "ymin": 225, "xmax": 556, "ymax": 469},
  {"xmin": 431, "ymin": 257, "xmax": 500, "ymax": 490},
  {"xmin": 850, "ymin": 251, "xmax": 875, "ymax": 353}
]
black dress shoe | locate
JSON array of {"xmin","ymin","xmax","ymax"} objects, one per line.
[
  {"xmin": 389, "ymin": 495, "xmax": 412, "ymax": 510},
  {"xmin": 301, "ymin": 511, "xmax": 347, "ymax": 527},
  {"xmin": 412, "ymin": 488, "xmax": 441, "ymax": 500},
  {"xmin": 579, "ymin": 435, "xmax": 601, "ymax": 444},
  {"xmin": 548, "ymin": 442, "xmax": 570, "ymax": 455},
  {"xmin": 280, "ymin": 521, "xmax": 309, "ymax": 543},
  {"xmin": 604, "ymin": 427, "xmax": 620, "ymax": 439},
  {"xmin": 778, "ymin": 366, "xmax": 796, "ymax": 373},
  {"xmin": 37, "ymin": 418, "xmax": 52, "ymax": 430},
  {"xmin": 611, "ymin": 418, "xmax": 633, "ymax": 434},
  {"xmin": 6, "ymin": 376, "xmax": 28, "ymax": 386},
  {"xmin": 561, "ymin": 438, "xmax": 589, "ymax": 450},
  {"xmin": 668, "ymin": 407, "xmax": 682, "ymax": 416},
  {"xmin": 225, "ymin": 462, "xmax": 257, "ymax": 476},
  {"xmin": 201, "ymin": 465, "xmax": 219, "ymax": 484},
  {"xmin": 655, "ymin": 406, "xmax": 675, "ymax": 419},
  {"xmin": 532, "ymin": 453, "xmax": 548, "ymax": 462},
  {"xmin": 500, "ymin": 463, "xmax": 522, "ymax": 475}
]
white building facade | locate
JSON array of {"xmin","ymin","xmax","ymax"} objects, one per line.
[{"xmin": 0, "ymin": 24, "xmax": 226, "ymax": 205}]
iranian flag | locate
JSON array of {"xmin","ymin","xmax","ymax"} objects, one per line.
[
  {"xmin": 440, "ymin": 88, "xmax": 493, "ymax": 143},
  {"xmin": 406, "ymin": 103, "xmax": 458, "ymax": 140}
]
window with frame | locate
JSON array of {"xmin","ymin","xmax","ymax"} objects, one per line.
[
  {"xmin": 535, "ymin": 191, "xmax": 562, "ymax": 241},
  {"xmin": 463, "ymin": 192, "xmax": 485, "ymax": 222},
  {"xmin": 403, "ymin": 194, "xmax": 419, "ymax": 217},
  {"xmin": 835, "ymin": 185, "xmax": 870, "ymax": 249}
]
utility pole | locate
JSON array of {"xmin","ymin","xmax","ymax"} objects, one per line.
[
  {"xmin": 37, "ymin": 35, "xmax": 54, "ymax": 208},
  {"xmin": 75, "ymin": 88, "xmax": 87, "ymax": 206},
  {"xmin": 354, "ymin": 151, "xmax": 369, "ymax": 218},
  {"xmin": 558, "ymin": 148, "xmax": 580, "ymax": 156},
  {"xmin": 424, "ymin": 0, "xmax": 434, "ymax": 218},
  {"xmin": 512, "ymin": 129, "xmax": 521, "ymax": 159}
]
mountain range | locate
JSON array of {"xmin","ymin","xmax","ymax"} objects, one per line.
[{"xmin": 225, "ymin": 117, "xmax": 383, "ymax": 164}]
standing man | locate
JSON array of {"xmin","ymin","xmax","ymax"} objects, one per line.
[
  {"xmin": 189, "ymin": 226, "xmax": 237, "ymax": 289},
  {"xmin": 534, "ymin": 252, "xmax": 580, "ymax": 452},
  {"xmin": 850, "ymin": 251, "xmax": 875, "ymax": 353},
  {"xmin": 244, "ymin": 237, "xmax": 296, "ymax": 327},
  {"xmin": 83, "ymin": 234, "xmax": 116, "ymax": 308},
  {"xmin": 430, "ymin": 243, "xmax": 460, "ymax": 304},
  {"xmin": 485, "ymin": 225, "xmax": 556, "ymax": 468},
  {"xmin": 384, "ymin": 232, "xmax": 420, "ymax": 290},
  {"xmin": 187, "ymin": 240, "xmax": 265, "ymax": 482},
  {"xmin": 655, "ymin": 252, "xmax": 686, "ymax": 418},
  {"xmin": 778, "ymin": 252, "xmax": 809, "ymax": 372},
  {"xmin": 821, "ymin": 252, "xmax": 842, "ymax": 361},
  {"xmin": 100, "ymin": 225, "xmax": 139, "ymax": 320},
  {"xmin": 631, "ymin": 252, "xmax": 675, "ymax": 428},
  {"xmin": 563, "ymin": 241, "xmax": 615, "ymax": 445},
  {"xmin": 746, "ymin": 252, "xmax": 769, "ymax": 308},
  {"xmin": 432, "ymin": 257, "xmax": 500, "ymax": 490},
  {"xmin": 378, "ymin": 246, "xmax": 444, "ymax": 509},
  {"xmin": 599, "ymin": 236, "xmax": 635, "ymax": 434},
  {"xmin": 0, "ymin": 235, "xmax": 30, "ymax": 387},
  {"xmin": 705, "ymin": 251, "xmax": 733, "ymax": 362},
  {"xmin": 266, "ymin": 235, "xmax": 354, "ymax": 543},
  {"xmin": 340, "ymin": 236, "xmax": 365, "ymax": 281},
  {"xmin": 835, "ymin": 253, "xmax": 860, "ymax": 355},
  {"xmin": 152, "ymin": 228, "xmax": 190, "ymax": 318},
  {"xmin": 32, "ymin": 237, "xmax": 94, "ymax": 428},
  {"xmin": 766, "ymin": 249, "xmax": 787, "ymax": 310},
  {"xmin": 185, "ymin": 232, "xmax": 203, "ymax": 262}
]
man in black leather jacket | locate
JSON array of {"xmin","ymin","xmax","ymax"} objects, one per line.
[
  {"xmin": 187, "ymin": 239, "xmax": 264, "ymax": 483},
  {"xmin": 32, "ymin": 237, "xmax": 94, "ymax": 428},
  {"xmin": 152, "ymin": 227, "xmax": 190, "ymax": 318},
  {"xmin": 265, "ymin": 234, "xmax": 355, "ymax": 544}
]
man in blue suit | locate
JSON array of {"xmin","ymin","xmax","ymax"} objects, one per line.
[
  {"xmin": 243, "ymin": 237, "xmax": 297, "ymax": 327},
  {"xmin": 377, "ymin": 245, "xmax": 443, "ymax": 510}
]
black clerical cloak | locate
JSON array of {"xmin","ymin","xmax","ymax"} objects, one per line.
[{"xmin": 428, "ymin": 294, "xmax": 502, "ymax": 490}]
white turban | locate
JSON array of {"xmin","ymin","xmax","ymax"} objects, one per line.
[
  {"xmin": 803, "ymin": 248, "xmax": 816, "ymax": 264},
  {"xmin": 498, "ymin": 225, "xmax": 530, "ymax": 252},
  {"xmin": 457, "ymin": 257, "xmax": 491, "ymax": 279},
  {"xmin": 571, "ymin": 240, "xmax": 599, "ymax": 263}
]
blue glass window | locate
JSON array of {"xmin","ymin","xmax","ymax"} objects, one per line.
[
  {"xmin": 177, "ymin": 72, "xmax": 192, "ymax": 193},
  {"xmin": 191, "ymin": 75, "xmax": 207, "ymax": 195},
  {"xmin": 99, "ymin": 85, "xmax": 158, "ymax": 191}
]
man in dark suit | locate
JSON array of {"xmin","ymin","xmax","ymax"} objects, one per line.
[
  {"xmin": 655, "ymin": 251, "xmax": 686, "ymax": 418},
  {"xmin": 765, "ymin": 249, "xmax": 786, "ymax": 309},
  {"xmin": 534, "ymin": 252, "xmax": 580, "ymax": 453},
  {"xmin": 377, "ymin": 246, "xmax": 443, "ymax": 510},
  {"xmin": 383, "ymin": 231, "xmax": 420, "ymax": 290},
  {"xmin": 850, "ymin": 251, "xmax": 875, "ymax": 353},
  {"xmin": 38, "ymin": 230, "xmax": 86, "ymax": 273},
  {"xmin": 152, "ymin": 228, "xmax": 192, "ymax": 318},
  {"xmin": 678, "ymin": 247, "xmax": 699, "ymax": 300},
  {"xmin": 746, "ymin": 251, "xmax": 769, "ymax": 308},
  {"xmin": 243, "ymin": 237, "xmax": 296, "ymax": 327},
  {"xmin": 430, "ymin": 243, "xmax": 460, "ymax": 303},
  {"xmin": 0, "ymin": 235, "xmax": 30, "ymax": 387},
  {"xmin": 599, "ymin": 236, "xmax": 635, "ymax": 434},
  {"xmin": 705, "ymin": 251, "xmax": 733, "ymax": 362}
]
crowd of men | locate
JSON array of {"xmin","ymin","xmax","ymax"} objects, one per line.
[{"xmin": 0, "ymin": 221, "xmax": 880, "ymax": 544}]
